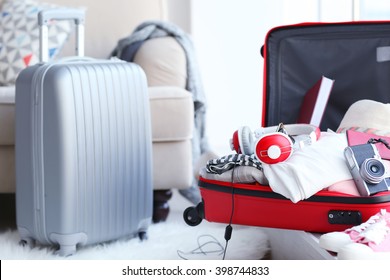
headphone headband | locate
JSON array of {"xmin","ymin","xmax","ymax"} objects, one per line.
[
  {"xmin": 254, "ymin": 124, "xmax": 320, "ymax": 145},
  {"xmin": 230, "ymin": 123, "xmax": 321, "ymax": 164}
]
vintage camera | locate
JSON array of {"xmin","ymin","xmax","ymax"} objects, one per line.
[{"xmin": 344, "ymin": 143, "xmax": 390, "ymax": 196}]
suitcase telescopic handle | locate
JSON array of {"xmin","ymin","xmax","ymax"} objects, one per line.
[{"xmin": 38, "ymin": 9, "xmax": 86, "ymax": 63}]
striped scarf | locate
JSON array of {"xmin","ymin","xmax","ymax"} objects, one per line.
[{"xmin": 206, "ymin": 154, "xmax": 263, "ymax": 175}]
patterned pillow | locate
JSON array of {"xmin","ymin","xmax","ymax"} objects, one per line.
[{"xmin": 0, "ymin": 0, "xmax": 72, "ymax": 85}]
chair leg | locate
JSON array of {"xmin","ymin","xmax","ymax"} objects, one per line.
[
  {"xmin": 0, "ymin": 193, "xmax": 16, "ymax": 230},
  {"xmin": 152, "ymin": 189, "xmax": 173, "ymax": 223}
]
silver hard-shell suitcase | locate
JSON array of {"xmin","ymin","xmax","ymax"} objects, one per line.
[{"xmin": 15, "ymin": 9, "xmax": 153, "ymax": 256}]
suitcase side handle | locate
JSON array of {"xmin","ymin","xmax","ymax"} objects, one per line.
[{"xmin": 38, "ymin": 8, "xmax": 86, "ymax": 63}]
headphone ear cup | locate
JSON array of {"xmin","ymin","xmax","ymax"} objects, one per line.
[
  {"xmin": 230, "ymin": 130, "xmax": 240, "ymax": 153},
  {"xmin": 255, "ymin": 132, "xmax": 293, "ymax": 164},
  {"xmin": 238, "ymin": 126, "xmax": 254, "ymax": 155}
]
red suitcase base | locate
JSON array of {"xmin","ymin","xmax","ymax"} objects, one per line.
[{"xmin": 183, "ymin": 177, "xmax": 390, "ymax": 233}]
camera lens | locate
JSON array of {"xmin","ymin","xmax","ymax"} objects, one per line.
[{"xmin": 360, "ymin": 158, "xmax": 386, "ymax": 184}]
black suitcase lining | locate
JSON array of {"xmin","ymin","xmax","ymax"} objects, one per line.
[{"xmin": 264, "ymin": 22, "xmax": 390, "ymax": 131}]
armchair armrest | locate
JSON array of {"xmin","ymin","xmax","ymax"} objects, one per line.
[
  {"xmin": 148, "ymin": 86, "xmax": 194, "ymax": 190},
  {"xmin": 149, "ymin": 86, "xmax": 193, "ymax": 142}
]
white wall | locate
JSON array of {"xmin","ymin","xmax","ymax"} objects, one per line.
[
  {"xmin": 164, "ymin": 0, "xmax": 191, "ymax": 33},
  {"xmin": 51, "ymin": 0, "xmax": 166, "ymax": 58},
  {"xmin": 190, "ymin": 0, "xmax": 358, "ymax": 156},
  {"xmin": 191, "ymin": 0, "xmax": 284, "ymax": 155}
]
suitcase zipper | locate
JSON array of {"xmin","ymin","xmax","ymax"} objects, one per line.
[
  {"xmin": 31, "ymin": 64, "xmax": 51, "ymax": 244},
  {"xmin": 199, "ymin": 179, "xmax": 390, "ymax": 204}
]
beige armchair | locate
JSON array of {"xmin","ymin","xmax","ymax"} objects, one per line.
[
  {"xmin": 0, "ymin": 88, "xmax": 14, "ymax": 195},
  {"xmin": 0, "ymin": 87, "xmax": 16, "ymax": 226},
  {"xmin": 112, "ymin": 21, "xmax": 213, "ymax": 215},
  {"xmin": 132, "ymin": 37, "xmax": 195, "ymax": 222}
]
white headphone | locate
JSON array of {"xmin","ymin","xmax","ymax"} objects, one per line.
[{"xmin": 230, "ymin": 123, "xmax": 321, "ymax": 164}]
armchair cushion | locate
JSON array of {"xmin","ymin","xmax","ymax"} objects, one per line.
[
  {"xmin": 0, "ymin": 0, "xmax": 72, "ymax": 85},
  {"xmin": 152, "ymin": 141, "xmax": 192, "ymax": 190},
  {"xmin": 133, "ymin": 37, "xmax": 187, "ymax": 88},
  {"xmin": 0, "ymin": 146, "xmax": 15, "ymax": 193},
  {"xmin": 0, "ymin": 86, "xmax": 15, "ymax": 145},
  {"xmin": 149, "ymin": 86, "xmax": 194, "ymax": 190},
  {"xmin": 149, "ymin": 86, "xmax": 193, "ymax": 142}
]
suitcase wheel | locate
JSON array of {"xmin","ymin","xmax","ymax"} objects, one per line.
[
  {"xmin": 138, "ymin": 231, "xmax": 148, "ymax": 241},
  {"xmin": 183, "ymin": 203, "xmax": 203, "ymax": 226},
  {"xmin": 19, "ymin": 238, "xmax": 35, "ymax": 248},
  {"xmin": 56, "ymin": 244, "xmax": 77, "ymax": 257}
]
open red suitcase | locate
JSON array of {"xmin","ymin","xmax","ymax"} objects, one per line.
[{"xmin": 183, "ymin": 21, "xmax": 390, "ymax": 233}]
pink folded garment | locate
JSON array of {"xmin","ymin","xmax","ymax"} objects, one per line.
[
  {"xmin": 346, "ymin": 129, "xmax": 390, "ymax": 160},
  {"xmin": 325, "ymin": 179, "xmax": 360, "ymax": 196},
  {"xmin": 325, "ymin": 159, "xmax": 390, "ymax": 196}
]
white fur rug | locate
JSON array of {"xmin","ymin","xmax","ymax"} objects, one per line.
[
  {"xmin": 0, "ymin": 191, "xmax": 269, "ymax": 260},
  {"xmin": 0, "ymin": 221, "xmax": 269, "ymax": 260}
]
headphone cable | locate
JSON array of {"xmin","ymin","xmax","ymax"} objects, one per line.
[{"xmin": 222, "ymin": 154, "xmax": 238, "ymax": 260}]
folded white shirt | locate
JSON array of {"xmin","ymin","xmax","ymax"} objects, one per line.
[{"xmin": 262, "ymin": 131, "xmax": 352, "ymax": 203}]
